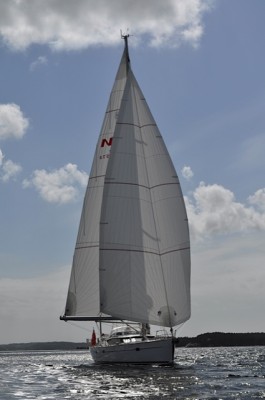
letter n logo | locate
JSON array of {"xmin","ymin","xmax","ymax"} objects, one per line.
[{"xmin": 100, "ymin": 137, "xmax": 113, "ymax": 148}]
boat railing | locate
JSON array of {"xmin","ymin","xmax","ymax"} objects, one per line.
[{"xmin": 155, "ymin": 329, "xmax": 172, "ymax": 338}]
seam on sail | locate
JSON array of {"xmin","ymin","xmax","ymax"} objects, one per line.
[
  {"xmin": 75, "ymin": 244, "xmax": 99, "ymax": 249},
  {"xmin": 100, "ymin": 247, "xmax": 190, "ymax": 256},
  {"xmin": 116, "ymin": 122, "xmax": 156, "ymax": 128},
  {"xmin": 89, "ymin": 174, "xmax": 107, "ymax": 180},
  {"xmin": 105, "ymin": 107, "xmax": 120, "ymax": 114},
  {"xmin": 104, "ymin": 181, "xmax": 180, "ymax": 190}
]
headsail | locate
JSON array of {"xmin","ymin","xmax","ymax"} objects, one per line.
[{"xmin": 99, "ymin": 49, "xmax": 190, "ymax": 328}]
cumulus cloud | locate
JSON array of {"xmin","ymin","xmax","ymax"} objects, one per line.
[
  {"xmin": 185, "ymin": 182, "xmax": 265, "ymax": 241},
  {"xmin": 248, "ymin": 188, "xmax": 265, "ymax": 211},
  {"xmin": 0, "ymin": 0, "xmax": 213, "ymax": 51},
  {"xmin": 0, "ymin": 148, "xmax": 3, "ymax": 165},
  {"xmin": 0, "ymin": 148, "xmax": 22, "ymax": 182},
  {"xmin": 0, "ymin": 103, "xmax": 29, "ymax": 140},
  {"xmin": 23, "ymin": 163, "xmax": 88, "ymax": 204},
  {"xmin": 181, "ymin": 165, "xmax": 194, "ymax": 180},
  {"xmin": 30, "ymin": 55, "xmax": 48, "ymax": 71}
]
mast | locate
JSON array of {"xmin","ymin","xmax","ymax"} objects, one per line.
[{"xmin": 121, "ymin": 32, "xmax": 130, "ymax": 73}]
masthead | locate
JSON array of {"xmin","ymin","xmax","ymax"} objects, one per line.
[{"xmin": 121, "ymin": 31, "xmax": 130, "ymax": 65}]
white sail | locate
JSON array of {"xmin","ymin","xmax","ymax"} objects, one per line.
[
  {"xmin": 64, "ymin": 48, "xmax": 130, "ymax": 317},
  {"xmin": 99, "ymin": 67, "xmax": 190, "ymax": 327},
  {"xmin": 63, "ymin": 39, "xmax": 190, "ymax": 330}
]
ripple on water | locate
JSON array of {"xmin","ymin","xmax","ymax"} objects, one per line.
[{"xmin": 0, "ymin": 347, "xmax": 265, "ymax": 399}]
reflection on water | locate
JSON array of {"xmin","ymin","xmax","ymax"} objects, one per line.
[{"xmin": 0, "ymin": 347, "xmax": 265, "ymax": 399}]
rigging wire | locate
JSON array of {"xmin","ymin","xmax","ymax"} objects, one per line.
[{"xmin": 66, "ymin": 320, "xmax": 92, "ymax": 334}]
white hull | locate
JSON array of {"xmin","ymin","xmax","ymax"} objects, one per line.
[{"xmin": 90, "ymin": 338, "xmax": 175, "ymax": 364}]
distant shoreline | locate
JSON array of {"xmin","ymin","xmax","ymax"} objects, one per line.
[
  {"xmin": 1, "ymin": 332, "xmax": 265, "ymax": 351},
  {"xmin": 176, "ymin": 332, "xmax": 265, "ymax": 348}
]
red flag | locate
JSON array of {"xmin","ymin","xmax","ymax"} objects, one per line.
[{"xmin": 91, "ymin": 329, "xmax": 96, "ymax": 346}]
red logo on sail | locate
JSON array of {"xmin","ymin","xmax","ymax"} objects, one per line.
[
  {"xmin": 100, "ymin": 137, "xmax": 112, "ymax": 159},
  {"xmin": 100, "ymin": 137, "xmax": 113, "ymax": 147}
]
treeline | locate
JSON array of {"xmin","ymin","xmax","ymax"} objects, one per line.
[
  {"xmin": 1, "ymin": 333, "xmax": 265, "ymax": 351},
  {"xmin": 0, "ymin": 341, "xmax": 88, "ymax": 351},
  {"xmin": 176, "ymin": 332, "xmax": 265, "ymax": 347}
]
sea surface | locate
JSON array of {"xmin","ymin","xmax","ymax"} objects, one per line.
[{"xmin": 0, "ymin": 347, "xmax": 264, "ymax": 399}]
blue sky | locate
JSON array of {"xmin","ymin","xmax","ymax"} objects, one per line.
[{"xmin": 1, "ymin": 0, "xmax": 265, "ymax": 344}]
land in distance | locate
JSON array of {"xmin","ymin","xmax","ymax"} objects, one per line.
[{"xmin": 1, "ymin": 332, "xmax": 265, "ymax": 351}]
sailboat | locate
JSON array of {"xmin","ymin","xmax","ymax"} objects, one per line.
[{"xmin": 60, "ymin": 35, "xmax": 191, "ymax": 364}]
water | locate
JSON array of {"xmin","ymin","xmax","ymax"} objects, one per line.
[{"xmin": 0, "ymin": 347, "xmax": 264, "ymax": 399}]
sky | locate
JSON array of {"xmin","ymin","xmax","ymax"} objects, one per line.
[{"xmin": 0, "ymin": 0, "xmax": 265, "ymax": 344}]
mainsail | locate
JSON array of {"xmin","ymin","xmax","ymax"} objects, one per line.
[
  {"xmin": 64, "ymin": 43, "xmax": 130, "ymax": 318},
  {"xmin": 62, "ymin": 37, "xmax": 190, "ymax": 329}
]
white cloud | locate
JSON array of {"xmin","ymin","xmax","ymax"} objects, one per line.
[
  {"xmin": 0, "ymin": 148, "xmax": 3, "ymax": 166},
  {"xmin": 1, "ymin": 159, "xmax": 22, "ymax": 182},
  {"xmin": 182, "ymin": 23, "xmax": 203, "ymax": 45},
  {"xmin": 23, "ymin": 163, "xmax": 88, "ymax": 204},
  {"xmin": 181, "ymin": 165, "xmax": 194, "ymax": 180},
  {"xmin": 0, "ymin": 0, "xmax": 214, "ymax": 51},
  {"xmin": 185, "ymin": 182, "xmax": 265, "ymax": 241},
  {"xmin": 0, "ymin": 103, "xmax": 29, "ymax": 140},
  {"xmin": 30, "ymin": 55, "xmax": 48, "ymax": 71},
  {"xmin": 0, "ymin": 148, "xmax": 22, "ymax": 182},
  {"xmin": 248, "ymin": 188, "xmax": 265, "ymax": 211}
]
